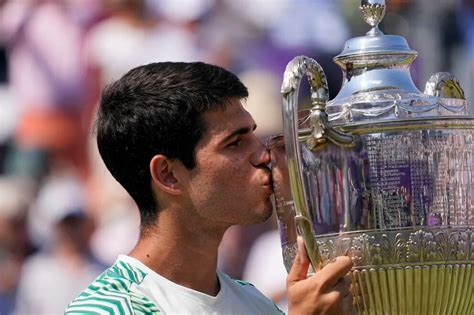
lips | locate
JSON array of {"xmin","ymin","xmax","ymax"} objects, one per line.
[{"xmin": 262, "ymin": 173, "xmax": 274, "ymax": 192}]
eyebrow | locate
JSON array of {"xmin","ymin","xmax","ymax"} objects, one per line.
[{"xmin": 220, "ymin": 123, "xmax": 257, "ymax": 145}]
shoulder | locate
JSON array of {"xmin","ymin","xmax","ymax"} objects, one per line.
[
  {"xmin": 220, "ymin": 273, "xmax": 285, "ymax": 315},
  {"xmin": 65, "ymin": 260, "xmax": 161, "ymax": 315},
  {"xmin": 233, "ymin": 278, "xmax": 256, "ymax": 288},
  {"xmin": 224, "ymin": 273, "xmax": 261, "ymax": 296}
]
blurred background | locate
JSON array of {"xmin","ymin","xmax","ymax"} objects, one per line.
[{"xmin": 0, "ymin": 0, "xmax": 472, "ymax": 313}]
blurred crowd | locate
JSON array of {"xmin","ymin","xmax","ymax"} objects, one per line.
[{"xmin": 0, "ymin": 0, "xmax": 472, "ymax": 314}]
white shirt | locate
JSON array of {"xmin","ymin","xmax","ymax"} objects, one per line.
[{"xmin": 66, "ymin": 255, "xmax": 283, "ymax": 314}]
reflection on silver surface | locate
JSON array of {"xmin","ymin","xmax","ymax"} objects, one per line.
[{"xmin": 300, "ymin": 127, "xmax": 474, "ymax": 233}]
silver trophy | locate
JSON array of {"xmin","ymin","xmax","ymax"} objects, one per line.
[{"xmin": 268, "ymin": 0, "xmax": 474, "ymax": 314}]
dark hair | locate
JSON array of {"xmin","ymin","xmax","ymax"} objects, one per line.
[{"xmin": 96, "ymin": 62, "xmax": 248, "ymax": 228}]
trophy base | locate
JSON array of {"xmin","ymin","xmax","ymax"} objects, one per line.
[
  {"xmin": 281, "ymin": 227, "xmax": 474, "ymax": 314},
  {"xmin": 352, "ymin": 263, "xmax": 473, "ymax": 315}
]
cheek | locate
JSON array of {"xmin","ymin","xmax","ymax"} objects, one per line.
[
  {"xmin": 230, "ymin": 164, "xmax": 243, "ymax": 179},
  {"xmin": 228, "ymin": 163, "xmax": 254, "ymax": 189},
  {"xmin": 191, "ymin": 156, "xmax": 253, "ymax": 200},
  {"xmin": 226, "ymin": 166, "xmax": 263, "ymax": 206}
]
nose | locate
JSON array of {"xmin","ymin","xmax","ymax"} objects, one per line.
[{"xmin": 251, "ymin": 137, "xmax": 271, "ymax": 167}]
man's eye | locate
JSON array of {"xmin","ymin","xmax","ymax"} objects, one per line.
[{"xmin": 228, "ymin": 139, "xmax": 242, "ymax": 147}]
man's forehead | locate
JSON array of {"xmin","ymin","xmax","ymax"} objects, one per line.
[{"xmin": 202, "ymin": 99, "xmax": 255, "ymax": 134}]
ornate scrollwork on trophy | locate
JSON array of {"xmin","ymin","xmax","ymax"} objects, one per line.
[
  {"xmin": 458, "ymin": 229, "xmax": 474, "ymax": 260},
  {"xmin": 327, "ymin": 91, "xmax": 468, "ymax": 124},
  {"xmin": 282, "ymin": 243, "xmax": 298, "ymax": 273},
  {"xmin": 406, "ymin": 229, "xmax": 437, "ymax": 262},
  {"xmin": 313, "ymin": 227, "xmax": 474, "ymax": 268},
  {"xmin": 317, "ymin": 227, "xmax": 474, "ymax": 314}
]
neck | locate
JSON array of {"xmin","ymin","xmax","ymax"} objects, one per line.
[{"xmin": 129, "ymin": 208, "xmax": 227, "ymax": 296}]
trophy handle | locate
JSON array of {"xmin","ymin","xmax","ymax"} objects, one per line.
[
  {"xmin": 424, "ymin": 72, "xmax": 466, "ymax": 99},
  {"xmin": 281, "ymin": 55, "xmax": 329, "ymax": 271}
]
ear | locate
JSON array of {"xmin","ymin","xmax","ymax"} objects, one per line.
[{"xmin": 150, "ymin": 155, "xmax": 182, "ymax": 195}]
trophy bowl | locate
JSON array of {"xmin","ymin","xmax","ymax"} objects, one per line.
[{"xmin": 269, "ymin": 1, "xmax": 474, "ymax": 314}]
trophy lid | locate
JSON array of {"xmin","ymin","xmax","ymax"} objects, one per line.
[
  {"xmin": 325, "ymin": 0, "xmax": 469, "ymax": 125},
  {"xmin": 336, "ymin": 35, "xmax": 416, "ymax": 58},
  {"xmin": 335, "ymin": 0, "xmax": 417, "ymax": 58}
]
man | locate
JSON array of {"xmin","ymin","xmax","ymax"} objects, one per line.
[{"xmin": 66, "ymin": 62, "xmax": 353, "ymax": 314}]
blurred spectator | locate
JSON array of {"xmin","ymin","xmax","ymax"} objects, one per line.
[
  {"xmin": 27, "ymin": 167, "xmax": 86, "ymax": 248},
  {"xmin": 14, "ymin": 210, "xmax": 104, "ymax": 314},
  {"xmin": 84, "ymin": 0, "xmax": 204, "ymax": 87},
  {"xmin": 14, "ymin": 170, "xmax": 104, "ymax": 314},
  {"xmin": 0, "ymin": 177, "xmax": 36, "ymax": 315},
  {"xmin": 0, "ymin": 0, "xmax": 94, "ymax": 179}
]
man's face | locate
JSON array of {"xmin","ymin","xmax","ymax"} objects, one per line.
[{"xmin": 180, "ymin": 98, "xmax": 273, "ymax": 228}]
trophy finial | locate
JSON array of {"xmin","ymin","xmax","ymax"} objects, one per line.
[{"xmin": 360, "ymin": 0, "xmax": 386, "ymax": 36}]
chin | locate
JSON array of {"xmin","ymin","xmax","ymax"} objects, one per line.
[
  {"xmin": 247, "ymin": 201, "xmax": 273, "ymax": 224},
  {"xmin": 259, "ymin": 208, "xmax": 273, "ymax": 223}
]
